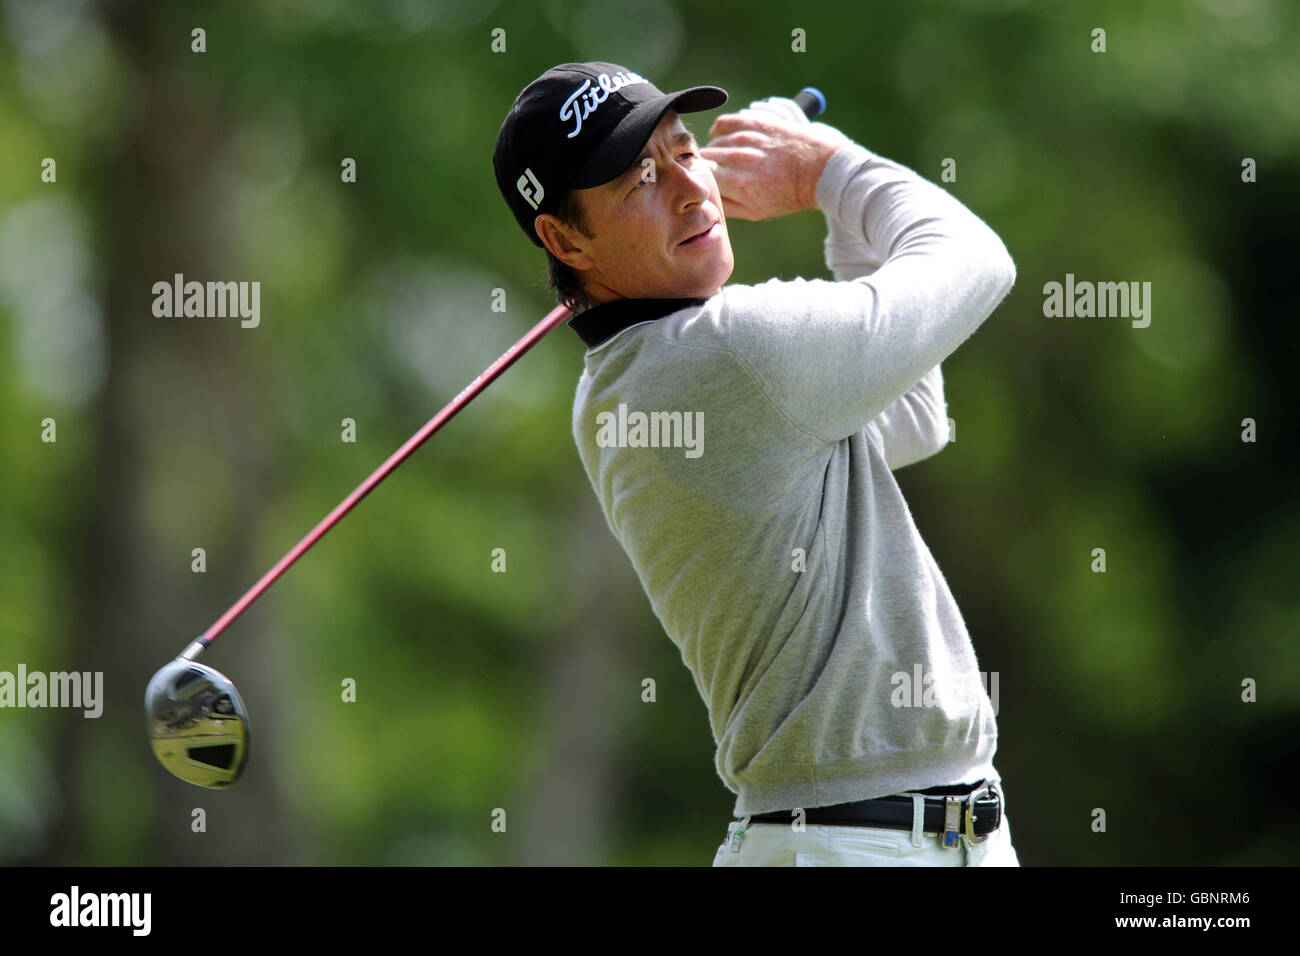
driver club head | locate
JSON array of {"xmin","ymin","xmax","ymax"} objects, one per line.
[{"xmin": 145, "ymin": 658, "xmax": 250, "ymax": 788}]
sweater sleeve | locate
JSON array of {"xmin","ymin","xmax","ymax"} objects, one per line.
[
  {"xmin": 863, "ymin": 365, "xmax": 950, "ymax": 470},
  {"xmin": 724, "ymin": 123, "xmax": 1016, "ymax": 446},
  {"xmin": 817, "ymin": 139, "xmax": 952, "ymax": 470}
]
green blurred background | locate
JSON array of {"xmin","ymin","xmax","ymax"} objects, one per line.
[{"xmin": 1, "ymin": 0, "xmax": 1296, "ymax": 865}]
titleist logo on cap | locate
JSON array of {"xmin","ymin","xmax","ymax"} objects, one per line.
[{"xmin": 560, "ymin": 70, "xmax": 648, "ymax": 139}]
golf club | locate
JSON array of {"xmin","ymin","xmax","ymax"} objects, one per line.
[
  {"xmin": 146, "ymin": 659, "xmax": 250, "ymax": 788},
  {"xmin": 146, "ymin": 86, "xmax": 828, "ymax": 789}
]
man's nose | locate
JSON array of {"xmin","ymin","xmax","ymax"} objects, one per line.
[{"xmin": 663, "ymin": 157, "xmax": 710, "ymax": 208}]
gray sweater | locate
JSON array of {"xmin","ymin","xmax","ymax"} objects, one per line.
[{"xmin": 569, "ymin": 103, "xmax": 1017, "ymax": 817}]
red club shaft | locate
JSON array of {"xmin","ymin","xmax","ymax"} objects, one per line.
[{"xmin": 192, "ymin": 304, "xmax": 572, "ymax": 652}]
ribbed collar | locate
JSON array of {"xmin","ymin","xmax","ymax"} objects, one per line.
[{"xmin": 568, "ymin": 297, "xmax": 708, "ymax": 350}]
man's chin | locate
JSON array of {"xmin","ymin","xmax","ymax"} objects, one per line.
[
  {"xmin": 691, "ymin": 266, "xmax": 733, "ymax": 300},
  {"xmin": 710, "ymin": 248, "xmax": 735, "ymax": 293}
]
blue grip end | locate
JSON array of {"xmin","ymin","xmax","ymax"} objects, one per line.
[{"xmin": 795, "ymin": 86, "xmax": 827, "ymax": 119}]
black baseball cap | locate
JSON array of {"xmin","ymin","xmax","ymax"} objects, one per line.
[{"xmin": 494, "ymin": 61, "xmax": 728, "ymax": 248}]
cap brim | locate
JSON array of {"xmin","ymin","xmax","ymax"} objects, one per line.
[{"xmin": 571, "ymin": 85, "xmax": 728, "ymax": 190}]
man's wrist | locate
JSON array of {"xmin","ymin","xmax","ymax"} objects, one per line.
[{"xmin": 804, "ymin": 141, "xmax": 844, "ymax": 211}]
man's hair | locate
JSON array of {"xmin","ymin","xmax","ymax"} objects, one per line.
[{"xmin": 544, "ymin": 190, "xmax": 594, "ymax": 314}]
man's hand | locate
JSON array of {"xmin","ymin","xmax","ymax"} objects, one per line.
[{"xmin": 701, "ymin": 107, "xmax": 850, "ymax": 221}]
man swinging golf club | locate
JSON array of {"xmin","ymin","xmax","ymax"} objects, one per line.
[{"xmin": 493, "ymin": 61, "xmax": 1020, "ymax": 866}]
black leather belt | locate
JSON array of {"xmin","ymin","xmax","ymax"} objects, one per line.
[{"xmin": 746, "ymin": 780, "xmax": 1002, "ymax": 847}]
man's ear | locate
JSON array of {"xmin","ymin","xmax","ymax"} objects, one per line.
[{"xmin": 535, "ymin": 213, "xmax": 595, "ymax": 271}]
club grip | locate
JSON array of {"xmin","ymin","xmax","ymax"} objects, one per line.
[{"xmin": 794, "ymin": 87, "xmax": 827, "ymax": 119}]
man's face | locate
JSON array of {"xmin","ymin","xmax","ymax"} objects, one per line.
[{"xmin": 537, "ymin": 110, "xmax": 734, "ymax": 305}]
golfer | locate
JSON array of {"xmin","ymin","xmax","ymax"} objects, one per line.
[{"xmin": 494, "ymin": 62, "xmax": 1020, "ymax": 866}]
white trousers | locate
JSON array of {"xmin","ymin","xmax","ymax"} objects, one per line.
[{"xmin": 712, "ymin": 787, "xmax": 1021, "ymax": 867}]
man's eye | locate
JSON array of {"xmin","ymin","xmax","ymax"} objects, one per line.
[{"xmin": 630, "ymin": 151, "xmax": 695, "ymax": 192}]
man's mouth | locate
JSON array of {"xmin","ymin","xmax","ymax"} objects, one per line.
[{"xmin": 678, "ymin": 221, "xmax": 719, "ymax": 246}]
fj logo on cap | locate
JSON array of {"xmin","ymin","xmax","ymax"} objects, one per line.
[
  {"xmin": 517, "ymin": 167, "xmax": 544, "ymax": 210},
  {"xmin": 559, "ymin": 70, "xmax": 648, "ymax": 139}
]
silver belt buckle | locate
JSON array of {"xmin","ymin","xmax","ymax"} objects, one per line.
[{"xmin": 964, "ymin": 782, "xmax": 995, "ymax": 845}]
